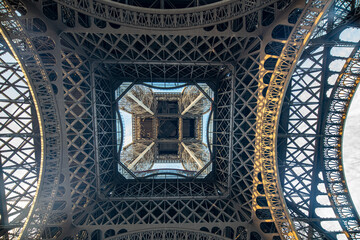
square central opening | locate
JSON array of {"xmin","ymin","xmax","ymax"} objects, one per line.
[{"xmin": 115, "ymin": 83, "xmax": 214, "ymax": 179}]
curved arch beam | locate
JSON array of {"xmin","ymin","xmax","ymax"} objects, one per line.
[
  {"xmin": 0, "ymin": 0, "xmax": 61, "ymax": 239},
  {"xmin": 108, "ymin": 228, "xmax": 229, "ymax": 240},
  {"xmin": 53, "ymin": 0, "xmax": 278, "ymax": 29},
  {"xmin": 321, "ymin": 41, "xmax": 360, "ymax": 239},
  {"xmin": 256, "ymin": 0, "xmax": 333, "ymax": 239}
]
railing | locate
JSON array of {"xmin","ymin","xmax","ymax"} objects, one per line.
[
  {"xmin": 53, "ymin": 0, "xmax": 278, "ymax": 29},
  {"xmin": 322, "ymin": 41, "xmax": 360, "ymax": 239},
  {"xmin": 134, "ymin": 168, "xmax": 197, "ymax": 178}
]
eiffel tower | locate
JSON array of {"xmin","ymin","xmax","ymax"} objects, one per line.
[{"xmin": 0, "ymin": 0, "xmax": 360, "ymax": 239}]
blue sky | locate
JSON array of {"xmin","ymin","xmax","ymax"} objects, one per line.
[{"xmin": 119, "ymin": 86, "xmax": 212, "ymax": 170}]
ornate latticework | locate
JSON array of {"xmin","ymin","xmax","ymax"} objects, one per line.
[
  {"xmin": 1, "ymin": 0, "xmax": 360, "ymax": 239},
  {"xmin": 0, "ymin": 37, "xmax": 38, "ymax": 240},
  {"xmin": 120, "ymin": 142, "xmax": 155, "ymax": 171},
  {"xmin": 119, "ymin": 86, "xmax": 154, "ymax": 115},
  {"xmin": 276, "ymin": 1, "xmax": 360, "ymax": 239},
  {"xmin": 0, "ymin": 1, "xmax": 61, "ymax": 238},
  {"xmin": 322, "ymin": 43, "xmax": 360, "ymax": 239},
  {"xmin": 181, "ymin": 142, "xmax": 210, "ymax": 172},
  {"xmin": 181, "ymin": 86, "xmax": 211, "ymax": 115}
]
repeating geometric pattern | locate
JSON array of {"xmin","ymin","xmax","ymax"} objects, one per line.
[
  {"xmin": 322, "ymin": 43, "xmax": 360, "ymax": 239},
  {"xmin": 57, "ymin": 17, "xmax": 272, "ymax": 239},
  {"xmin": 52, "ymin": 0, "xmax": 281, "ymax": 29},
  {"xmin": 62, "ymin": 48, "xmax": 98, "ymax": 219},
  {"xmin": 100, "ymin": 63, "xmax": 226, "ymax": 84},
  {"xmin": 2, "ymin": 0, "xmax": 360, "ymax": 239},
  {"xmin": 258, "ymin": 1, "xmax": 331, "ymax": 238},
  {"xmin": 62, "ymin": 32, "xmax": 255, "ymax": 63},
  {"xmin": 93, "ymin": 68, "xmax": 114, "ymax": 188},
  {"xmin": 108, "ymin": 229, "xmax": 230, "ymax": 240},
  {"xmin": 278, "ymin": 1, "xmax": 360, "ymax": 239},
  {"xmin": 279, "ymin": 44, "xmax": 329, "ymax": 238},
  {"xmin": 232, "ymin": 45, "xmax": 261, "ymax": 219},
  {"xmin": 0, "ymin": 1, "xmax": 62, "ymax": 238},
  {"xmin": 282, "ymin": 45, "xmax": 324, "ymax": 219},
  {"xmin": 81, "ymin": 199, "xmax": 241, "ymax": 225},
  {"xmin": 0, "ymin": 39, "xmax": 38, "ymax": 240},
  {"xmin": 1, "ymin": 0, "xmax": 296, "ymax": 238}
]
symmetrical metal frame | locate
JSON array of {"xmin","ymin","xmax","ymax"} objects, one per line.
[
  {"xmin": 0, "ymin": 0, "xmax": 360, "ymax": 239},
  {"xmin": 52, "ymin": 0, "xmax": 280, "ymax": 29}
]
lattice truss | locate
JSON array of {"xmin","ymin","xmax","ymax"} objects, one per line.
[
  {"xmin": 0, "ymin": 38, "xmax": 38, "ymax": 240},
  {"xmin": 323, "ymin": 43, "xmax": 360, "ymax": 240},
  {"xmin": 0, "ymin": 0, "xmax": 62, "ymax": 238},
  {"xmin": 40, "ymin": 0, "xmax": 286, "ymax": 236},
  {"xmin": 119, "ymin": 85, "xmax": 154, "ymax": 115},
  {"xmin": 1, "ymin": 0, "xmax": 359, "ymax": 239},
  {"xmin": 181, "ymin": 142, "xmax": 210, "ymax": 172},
  {"xmin": 57, "ymin": 1, "xmax": 296, "ymax": 235},
  {"xmin": 277, "ymin": 0, "xmax": 360, "ymax": 239},
  {"xmin": 120, "ymin": 142, "xmax": 155, "ymax": 171},
  {"xmin": 58, "ymin": 28, "xmax": 251, "ymax": 240},
  {"xmin": 181, "ymin": 86, "xmax": 211, "ymax": 115}
]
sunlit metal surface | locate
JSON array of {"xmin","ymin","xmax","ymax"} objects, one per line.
[
  {"xmin": 1, "ymin": 0, "xmax": 359, "ymax": 239},
  {"xmin": 255, "ymin": 0, "xmax": 331, "ymax": 238},
  {"xmin": 278, "ymin": 1, "xmax": 360, "ymax": 239}
]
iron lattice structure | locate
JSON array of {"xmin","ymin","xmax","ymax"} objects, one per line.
[
  {"xmin": 117, "ymin": 84, "xmax": 211, "ymax": 175},
  {"xmin": 0, "ymin": 0, "xmax": 359, "ymax": 239}
]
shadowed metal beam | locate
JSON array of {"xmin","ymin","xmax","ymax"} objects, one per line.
[
  {"xmin": 181, "ymin": 93, "xmax": 204, "ymax": 115},
  {"xmin": 181, "ymin": 142, "xmax": 204, "ymax": 168},
  {"xmin": 128, "ymin": 142, "xmax": 155, "ymax": 169},
  {"xmin": 127, "ymin": 92, "xmax": 154, "ymax": 115}
]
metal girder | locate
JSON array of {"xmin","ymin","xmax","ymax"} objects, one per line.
[
  {"xmin": 52, "ymin": 0, "xmax": 279, "ymax": 30},
  {"xmin": 286, "ymin": 200, "xmax": 336, "ymax": 240},
  {"xmin": 0, "ymin": 156, "xmax": 9, "ymax": 240},
  {"xmin": 107, "ymin": 229, "xmax": 229, "ymax": 239},
  {"xmin": 181, "ymin": 142, "xmax": 205, "ymax": 168},
  {"xmin": 126, "ymin": 92, "xmax": 154, "ymax": 115},
  {"xmin": 321, "ymin": 41, "xmax": 360, "ymax": 239},
  {"xmin": 181, "ymin": 93, "xmax": 204, "ymax": 115},
  {"xmin": 256, "ymin": 0, "xmax": 333, "ymax": 239},
  {"xmin": 2, "ymin": 0, "xmax": 358, "ymax": 239},
  {"xmin": 277, "ymin": 1, "xmax": 360, "ymax": 240},
  {"xmin": 0, "ymin": 1, "xmax": 61, "ymax": 239},
  {"xmin": 127, "ymin": 142, "xmax": 155, "ymax": 169}
]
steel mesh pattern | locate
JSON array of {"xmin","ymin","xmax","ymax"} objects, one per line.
[
  {"xmin": 62, "ymin": 49, "xmax": 98, "ymax": 218},
  {"xmin": 0, "ymin": 1, "xmax": 62, "ymax": 238},
  {"xmin": 0, "ymin": 39, "xmax": 38, "ymax": 240},
  {"xmin": 278, "ymin": 1, "xmax": 360, "ymax": 239},
  {"xmin": 2, "ymin": 0, "xmax": 360, "ymax": 239},
  {"xmin": 108, "ymin": 229, "xmax": 228, "ymax": 240},
  {"xmin": 52, "ymin": 0, "xmax": 283, "ymax": 29}
]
